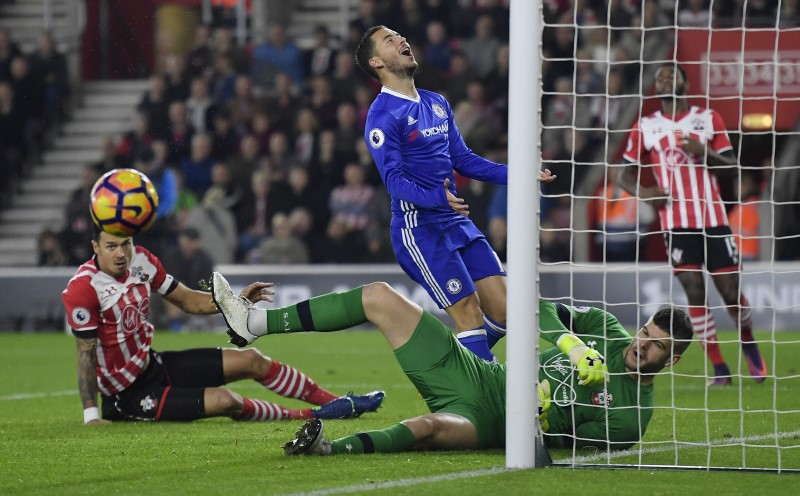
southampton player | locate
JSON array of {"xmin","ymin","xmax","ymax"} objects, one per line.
[
  {"xmin": 62, "ymin": 226, "xmax": 384, "ymax": 425},
  {"xmin": 339, "ymin": 25, "xmax": 554, "ymax": 363},
  {"xmin": 213, "ymin": 272, "xmax": 692, "ymax": 453},
  {"xmin": 619, "ymin": 64, "xmax": 767, "ymax": 386}
]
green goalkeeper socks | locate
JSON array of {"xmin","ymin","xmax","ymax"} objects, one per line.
[
  {"xmin": 263, "ymin": 287, "xmax": 367, "ymax": 334},
  {"xmin": 330, "ymin": 423, "xmax": 415, "ymax": 455}
]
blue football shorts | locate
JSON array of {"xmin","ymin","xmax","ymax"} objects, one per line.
[{"xmin": 391, "ymin": 217, "xmax": 505, "ymax": 309}]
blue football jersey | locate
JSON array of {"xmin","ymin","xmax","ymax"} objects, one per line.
[{"xmin": 365, "ymin": 87, "xmax": 508, "ymax": 228}]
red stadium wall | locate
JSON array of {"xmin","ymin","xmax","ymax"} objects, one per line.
[
  {"xmin": 603, "ymin": 28, "xmax": 799, "ymax": 263},
  {"xmin": 676, "ymin": 29, "xmax": 800, "ymax": 132},
  {"xmin": 611, "ymin": 27, "xmax": 800, "ymax": 166},
  {"xmin": 82, "ymin": 0, "xmax": 202, "ymax": 79}
]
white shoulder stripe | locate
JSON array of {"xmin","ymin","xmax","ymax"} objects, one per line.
[
  {"xmin": 381, "ymin": 86, "xmax": 420, "ymax": 103},
  {"xmin": 65, "ymin": 264, "xmax": 98, "ymax": 286},
  {"xmin": 156, "ymin": 274, "xmax": 175, "ymax": 295}
]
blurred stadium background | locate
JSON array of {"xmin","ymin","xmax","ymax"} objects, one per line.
[{"xmin": 0, "ymin": 0, "xmax": 797, "ymax": 336}]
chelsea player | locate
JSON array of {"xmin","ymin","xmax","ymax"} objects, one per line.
[{"xmin": 354, "ymin": 26, "xmax": 553, "ymax": 361}]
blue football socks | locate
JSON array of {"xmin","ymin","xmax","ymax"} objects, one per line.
[
  {"xmin": 484, "ymin": 315, "xmax": 507, "ymax": 349},
  {"xmin": 457, "ymin": 328, "xmax": 497, "ymax": 363}
]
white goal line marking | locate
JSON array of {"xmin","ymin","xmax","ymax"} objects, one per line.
[
  {"xmin": 278, "ymin": 429, "xmax": 800, "ymax": 496},
  {"xmin": 5, "ymin": 390, "xmax": 797, "ymax": 487},
  {"xmin": 280, "ymin": 467, "xmax": 511, "ymax": 496},
  {"xmin": 3, "ymin": 381, "xmax": 795, "ymax": 402},
  {"xmin": 0, "ymin": 390, "xmax": 77, "ymax": 401},
  {"xmin": 567, "ymin": 428, "xmax": 800, "ymax": 464},
  {"xmin": 0, "ymin": 384, "xmax": 415, "ymax": 402}
]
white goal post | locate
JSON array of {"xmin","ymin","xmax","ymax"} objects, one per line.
[
  {"xmin": 506, "ymin": 0, "xmax": 542, "ymax": 469},
  {"xmin": 507, "ymin": 0, "xmax": 800, "ymax": 472}
]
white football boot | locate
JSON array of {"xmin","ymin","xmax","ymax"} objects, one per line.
[{"xmin": 211, "ymin": 272, "xmax": 259, "ymax": 347}]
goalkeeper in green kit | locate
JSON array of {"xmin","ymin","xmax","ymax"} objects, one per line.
[{"xmin": 212, "ymin": 273, "xmax": 693, "ymax": 454}]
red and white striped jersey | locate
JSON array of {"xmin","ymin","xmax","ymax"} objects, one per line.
[
  {"xmin": 329, "ymin": 184, "xmax": 375, "ymax": 230},
  {"xmin": 62, "ymin": 246, "xmax": 175, "ymax": 395},
  {"xmin": 623, "ymin": 106, "xmax": 733, "ymax": 230}
]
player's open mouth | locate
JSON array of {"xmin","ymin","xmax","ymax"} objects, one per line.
[{"xmin": 401, "ymin": 46, "xmax": 412, "ymax": 57}]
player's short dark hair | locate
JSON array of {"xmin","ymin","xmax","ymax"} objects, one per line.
[
  {"xmin": 354, "ymin": 25, "xmax": 385, "ymax": 82},
  {"xmin": 92, "ymin": 222, "xmax": 103, "ymax": 241},
  {"xmin": 658, "ymin": 63, "xmax": 687, "ymax": 85},
  {"xmin": 652, "ymin": 306, "xmax": 693, "ymax": 355}
]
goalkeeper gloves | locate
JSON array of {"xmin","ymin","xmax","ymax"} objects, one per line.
[
  {"xmin": 538, "ymin": 379, "xmax": 551, "ymax": 432},
  {"xmin": 557, "ymin": 333, "xmax": 608, "ymax": 386}
]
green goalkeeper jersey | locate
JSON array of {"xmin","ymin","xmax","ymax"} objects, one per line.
[{"xmin": 537, "ymin": 301, "xmax": 654, "ymax": 451}]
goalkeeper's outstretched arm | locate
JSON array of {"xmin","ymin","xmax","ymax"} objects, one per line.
[{"xmin": 538, "ymin": 301, "xmax": 608, "ymax": 386}]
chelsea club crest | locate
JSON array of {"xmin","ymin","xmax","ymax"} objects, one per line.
[{"xmin": 446, "ymin": 278, "xmax": 462, "ymax": 294}]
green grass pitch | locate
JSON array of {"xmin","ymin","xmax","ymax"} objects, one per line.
[{"xmin": 1, "ymin": 329, "xmax": 798, "ymax": 495}]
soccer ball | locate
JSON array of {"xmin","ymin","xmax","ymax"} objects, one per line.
[{"xmin": 90, "ymin": 168, "xmax": 159, "ymax": 237}]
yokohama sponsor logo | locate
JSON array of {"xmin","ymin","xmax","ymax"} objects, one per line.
[
  {"xmin": 420, "ymin": 122, "xmax": 448, "ymax": 137},
  {"xmin": 703, "ymin": 50, "xmax": 800, "ymax": 95}
]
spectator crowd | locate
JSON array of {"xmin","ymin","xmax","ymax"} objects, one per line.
[
  {"xmin": 1, "ymin": 29, "xmax": 69, "ymax": 216},
  {"xmin": 33, "ymin": 0, "xmax": 790, "ymax": 269}
]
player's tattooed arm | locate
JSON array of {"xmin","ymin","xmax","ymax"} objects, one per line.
[{"xmin": 76, "ymin": 337, "xmax": 109, "ymax": 425}]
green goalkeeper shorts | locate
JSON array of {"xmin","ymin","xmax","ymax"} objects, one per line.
[{"xmin": 394, "ymin": 310, "xmax": 507, "ymax": 449}]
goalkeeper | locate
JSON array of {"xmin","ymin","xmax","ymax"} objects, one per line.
[{"xmin": 213, "ymin": 273, "xmax": 693, "ymax": 454}]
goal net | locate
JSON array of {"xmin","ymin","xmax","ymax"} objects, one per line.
[{"xmin": 536, "ymin": 1, "xmax": 800, "ymax": 472}]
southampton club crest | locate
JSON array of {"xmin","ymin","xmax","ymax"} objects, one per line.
[
  {"xmin": 130, "ymin": 265, "xmax": 150, "ymax": 283},
  {"xmin": 671, "ymin": 247, "xmax": 684, "ymax": 265},
  {"xmin": 591, "ymin": 389, "xmax": 613, "ymax": 406},
  {"xmin": 431, "ymin": 103, "xmax": 446, "ymax": 118},
  {"xmin": 140, "ymin": 395, "xmax": 158, "ymax": 412}
]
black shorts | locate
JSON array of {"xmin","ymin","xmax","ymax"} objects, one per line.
[
  {"xmin": 101, "ymin": 348, "xmax": 224, "ymax": 421},
  {"xmin": 664, "ymin": 226, "xmax": 740, "ymax": 273}
]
